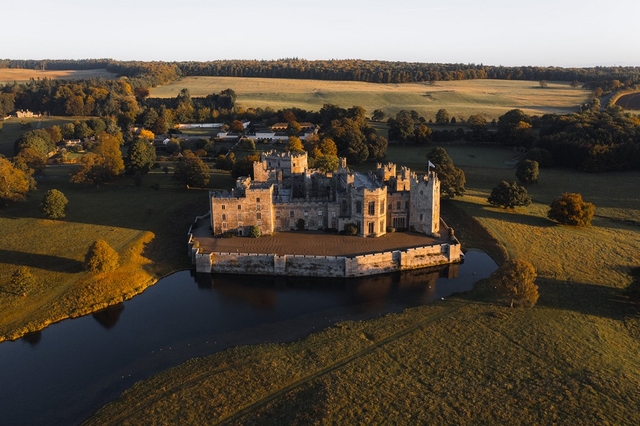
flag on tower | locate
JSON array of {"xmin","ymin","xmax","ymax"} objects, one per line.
[{"xmin": 428, "ymin": 161, "xmax": 436, "ymax": 170}]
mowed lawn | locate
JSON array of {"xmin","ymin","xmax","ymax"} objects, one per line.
[
  {"xmin": 0, "ymin": 68, "xmax": 117, "ymax": 85},
  {"xmin": 86, "ymin": 144, "xmax": 640, "ymax": 425},
  {"xmin": 0, "ymin": 165, "xmax": 233, "ymax": 341},
  {"xmin": 0, "ymin": 116, "xmax": 85, "ymax": 157},
  {"xmin": 150, "ymin": 77, "xmax": 592, "ymax": 121}
]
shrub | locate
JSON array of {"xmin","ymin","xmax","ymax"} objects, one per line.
[
  {"xmin": 9, "ymin": 267, "xmax": 36, "ymax": 296},
  {"xmin": 296, "ymin": 218, "xmax": 306, "ymax": 231},
  {"xmin": 548, "ymin": 192, "xmax": 595, "ymax": 226},
  {"xmin": 84, "ymin": 240, "xmax": 119, "ymax": 273},
  {"xmin": 250, "ymin": 225, "xmax": 261, "ymax": 238},
  {"xmin": 492, "ymin": 259, "xmax": 539, "ymax": 308},
  {"xmin": 344, "ymin": 223, "xmax": 358, "ymax": 236},
  {"xmin": 40, "ymin": 189, "xmax": 68, "ymax": 219}
]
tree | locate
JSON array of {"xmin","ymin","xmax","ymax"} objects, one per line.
[
  {"xmin": 414, "ymin": 123, "xmax": 432, "ymax": 144},
  {"xmin": 71, "ymin": 132, "xmax": 124, "ymax": 185},
  {"xmin": 174, "ymin": 154, "xmax": 210, "ymax": 187},
  {"xmin": 515, "ymin": 159, "xmax": 539, "ymax": 184},
  {"xmin": 539, "ymin": 80, "xmax": 548, "ymax": 88},
  {"xmin": 435, "ymin": 109, "xmax": 450, "ymax": 124},
  {"xmin": 84, "ymin": 240, "xmax": 119, "ymax": 273},
  {"xmin": 387, "ymin": 110, "xmax": 415, "ymax": 143},
  {"xmin": 40, "ymin": 189, "xmax": 68, "ymax": 219},
  {"xmin": 425, "ymin": 147, "xmax": 465, "ymax": 197},
  {"xmin": 314, "ymin": 154, "xmax": 339, "ymax": 172},
  {"xmin": 488, "ymin": 181, "xmax": 532, "ymax": 209},
  {"xmin": 250, "ymin": 225, "xmax": 261, "ymax": 238},
  {"xmin": 14, "ymin": 147, "xmax": 46, "ymax": 175},
  {"xmin": 493, "ymin": 259, "xmax": 539, "ymax": 308},
  {"xmin": 8, "ymin": 267, "xmax": 36, "ymax": 296},
  {"xmin": 0, "ymin": 157, "xmax": 33, "ymax": 206},
  {"xmin": 548, "ymin": 193, "xmax": 595, "ymax": 226},
  {"xmin": 286, "ymin": 136, "xmax": 305, "ymax": 153},
  {"xmin": 372, "ymin": 109, "xmax": 385, "ymax": 121},
  {"xmin": 570, "ymin": 80, "xmax": 580, "ymax": 88},
  {"xmin": 126, "ymin": 138, "xmax": 157, "ymax": 174},
  {"xmin": 230, "ymin": 120, "xmax": 245, "ymax": 134}
]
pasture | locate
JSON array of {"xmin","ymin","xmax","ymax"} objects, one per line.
[
  {"xmin": 150, "ymin": 77, "xmax": 592, "ymax": 121},
  {"xmin": 0, "ymin": 164, "xmax": 233, "ymax": 341},
  {"xmin": 0, "ymin": 68, "xmax": 117, "ymax": 85},
  {"xmin": 0, "ymin": 116, "xmax": 83, "ymax": 157},
  {"xmin": 85, "ymin": 144, "xmax": 640, "ymax": 425}
]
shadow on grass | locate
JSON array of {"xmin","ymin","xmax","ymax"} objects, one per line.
[
  {"xmin": 0, "ymin": 249, "xmax": 84, "ymax": 273},
  {"xmin": 470, "ymin": 204, "xmax": 556, "ymax": 228},
  {"xmin": 536, "ymin": 278, "xmax": 635, "ymax": 321}
]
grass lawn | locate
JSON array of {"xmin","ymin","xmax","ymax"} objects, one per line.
[
  {"xmin": 150, "ymin": 77, "xmax": 592, "ymax": 121},
  {"xmin": 0, "ymin": 68, "xmax": 116, "ymax": 85},
  {"xmin": 85, "ymin": 144, "xmax": 640, "ymax": 425},
  {"xmin": 0, "ymin": 164, "xmax": 233, "ymax": 341},
  {"xmin": 0, "ymin": 116, "xmax": 85, "ymax": 157}
]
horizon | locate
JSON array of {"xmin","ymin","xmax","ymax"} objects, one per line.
[{"xmin": 2, "ymin": 0, "xmax": 640, "ymax": 69}]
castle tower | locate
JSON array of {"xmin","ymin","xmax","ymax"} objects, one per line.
[{"xmin": 409, "ymin": 171, "xmax": 440, "ymax": 235}]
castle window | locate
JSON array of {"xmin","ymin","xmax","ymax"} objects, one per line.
[
  {"xmin": 222, "ymin": 205, "xmax": 226, "ymax": 210},
  {"xmin": 368, "ymin": 222, "xmax": 374, "ymax": 234},
  {"xmin": 238, "ymin": 205, "xmax": 242, "ymax": 210},
  {"xmin": 356, "ymin": 201, "xmax": 362, "ymax": 214},
  {"xmin": 256, "ymin": 198, "xmax": 261, "ymax": 203},
  {"xmin": 318, "ymin": 210, "xmax": 323, "ymax": 216},
  {"xmin": 256, "ymin": 204, "xmax": 261, "ymax": 211},
  {"xmin": 405, "ymin": 201, "xmax": 409, "ymax": 209},
  {"xmin": 238, "ymin": 214, "xmax": 242, "ymax": 220},
  {"xmin": 257, "ymin": 221, "xmax": 261, "ymax": 226},
  {"xmin": 304, "ymin": 211, "xmax": 308, "ymax": 217},
  {"xmin": 257, "ymin": 213, "xmax": 262, "ymax": 220},
  {"xmin": 397, "ymin": 201, "xmax": 401, "ymax": 210},
  {"xmin": 368, "ymin": 201, "xmax": 375, "ymax": 215},
  {"xmin": 290, "ymin": 211, "xmax": 294, "ymax": 217},
  {"xmin": 276, "ymin": 211, "xmax": 280, "ymax": 218},
  {"xmin": 222, "ymin": 222, "xmax": 227, "ymax": 229},
  {"xmin": 420, "ymin": 190, "xmax": 424, "ymax": 195},
  {"xmin": 222, "ymin": 214, "xmax": 226, "ymax": 221},
  {"xmin": 341, "ymin": 200, "xmax": 347, "ymax": 214},
  {"xmin": 420, "ymin": 214, "xmax": 424, "ymax": 221},
  {"xmin": 331, "ymin": 211, "xmax": 336, "ymax": 218}
]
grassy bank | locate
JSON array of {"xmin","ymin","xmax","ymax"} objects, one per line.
[
  {"xmin": 149, "ymin": 77, "xmax": 591, "ymax": 121},
  {"xmin": 0, "ymin": 165, "xmax": 234, "ymax": 341},
  {"xmin": 85, "ymin": 144, "xmax": 640, "ymax": 425}
]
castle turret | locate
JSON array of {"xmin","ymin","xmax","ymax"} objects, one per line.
[{"xmin": 409, "ymin": 171, "xmax": 440, "ymax": 235}]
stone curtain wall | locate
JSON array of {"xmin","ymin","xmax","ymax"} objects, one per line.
[{"xmin": 191, "ymin": 242, "xmax": 462, "ymax": 277}]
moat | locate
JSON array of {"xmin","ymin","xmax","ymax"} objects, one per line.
[{"xmin": 0, "ymin": 250, "xmax": 496, "ymax": 426}]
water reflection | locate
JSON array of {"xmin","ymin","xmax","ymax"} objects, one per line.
[
  {"xmin": 92, "ymin": 303, "xmax": 125, "ymax": 329},
  {"xmin": 1, "ymin": 249, "xmax": 496, "ymax": 426}
]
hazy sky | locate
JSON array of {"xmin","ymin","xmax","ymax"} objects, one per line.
[{"xmin": 3, "ymin": 0, "xmax": 639, "ymax": 67}]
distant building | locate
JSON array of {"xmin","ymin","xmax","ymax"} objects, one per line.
[
  {"xmin": 209, "ymin": 151, "xmax": 440, "ymax": 238},
  {"xmin": 15, "ymin": 109, "xmax": 39, "ymax": 118}
]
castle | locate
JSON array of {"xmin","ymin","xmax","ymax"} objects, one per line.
[{"xmin": 209, "ymin": 151, "xmax": 441, "ymax": 238}]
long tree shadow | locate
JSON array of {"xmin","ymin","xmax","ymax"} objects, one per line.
[
  {"xmin": 535, "ymin": 278, "xmax": 635, "ymax": 320},
  {"xmin": 0, "ymin": 249, "xmax": 84, "ymax": 273}
]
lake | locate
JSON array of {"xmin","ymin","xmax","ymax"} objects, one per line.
[{"xmin": 0, "ymin": 249, "xmax": 496, "ymax": 425}]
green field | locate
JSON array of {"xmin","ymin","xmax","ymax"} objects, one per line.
[
  {"xmin": 0, "ymin": 116, "xmax": 85, "ymax": 157},
  {"xmin": 0, "ymin": 164, "xmax": 234, "ymax": 341},
  {"xmin": 85, "ymin": 145, "xmax": 640, "ymax": 425},
  {"xmin": 150, "ymin": 77, "xmax": 592, "ymax": 121},
  {"xmin": 0, "ymin": 68, "xmax": 117, "ymax": 85}
]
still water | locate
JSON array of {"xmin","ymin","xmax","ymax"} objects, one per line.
[{"xmin": 0, "ymin": 249, "xmax": 496, "ymax": 426}]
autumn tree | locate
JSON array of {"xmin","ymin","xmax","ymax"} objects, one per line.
[
  {"xmin": 548, "ymin": 193, "xmax": 595, "ymax": 226},
  {"xmin": 0, "ymin": 157, "xmax": 33, "ymax": 206},
  {"xmin": 488, "ymin": 181, "xmax": 532, "ymax": 209},
  {"xmin": 286, "ymin": 136, "xmax": 305, "ymax": 153},
  {"xmin": 8, "ymin": 267, "xmax": 36, "ymax": 296},
  {"xmin": 414, "ymin": 123, "xmax": 432, "ymax": 144},
  {"xmin": 387, "ymin": 110, "xmax": 415, "ymax": 143},
  {"xmin": 515, "ymin": 159, "xmax": 539, "ymax": 184},
  {"xmin": 425, "ymin": 147, "xmax": 466, "ymax": 197},
  {"xmin": 40, "ymin": 189, "xmax": 68, "ymax": 219},
  {"xmin": 372, "ymin": 109, "xmax": 385, "ymax": 121},
  {"xmin": 493, "ymin": 259, "xmax": 539, "ymax": 308},
  {"xmin": 174, "ymin": 152, "xmax": 210, "ymax": 187},
  {"xmin": 71, "ymin": 132, "xmax": 124, "ymax": 185},
  {"xmin": 84, "ymin": 240, "xmax": 119, "ymax": 273}
]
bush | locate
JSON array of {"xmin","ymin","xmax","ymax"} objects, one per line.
[
  {"xmin": 296, "ymin": 218, "xmax": 306, "ymax": 231},
  {"xmin": 9, "ymin": 267, "xmax": 36, "ymax": 296},
  {"xmin": 40, "ymin": 189, "xmax": 68, "ymax": 219},
  {"xmin": 492, "ymin": 259, "xmax": 539, "ymax": 308},
  {"xmin": 548, "ymin": 193, "xmax": 595, "ymax": 226},
  {"xmin": 250, "ymin": 225, "xmax": 261, "ymax": 238},
  {"xmin": 84, "ymin": 240, "xmax": 119, "ymax": 273},
  {"xmin": 343, "ymin": 223, "xmax": 358, "ymax": 236}
]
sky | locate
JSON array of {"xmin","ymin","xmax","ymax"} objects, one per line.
[{"xmin": 2, "ymin": 0, "xmax": 640, "ymax": 67}]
